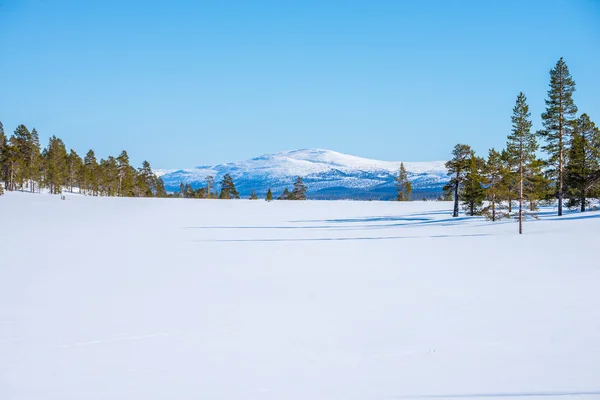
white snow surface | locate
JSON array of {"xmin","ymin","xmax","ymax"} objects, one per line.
[{"xmin": 1, "ymin": 191, "xmax": 600, "ymax": 399}]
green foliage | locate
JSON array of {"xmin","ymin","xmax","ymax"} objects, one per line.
[
  {"xmin": 461, "ymin": 151, "xmax": 485, "ymax": 216},
  {"xmin": 219, "ymin": 173, "xmax": 239, "ymax": 199},
  {"xmin": 565, "ymin": 114, "xmax": 600, "ymax": 211},
  {"xmin": 278, "ymin": 188, "xmax": 291, "ymax": 200},
  {"xmin": 445, "ymin": 144, "xmax": 472, "ymax": 217},
  {"xmin": 42, "ymin": 136, "xmax": 68, "ymax": 194},
  {"xmin": 0, "ymin": 121, "xmax": 165, "ymax": 199},
  {"xmin": 249, "ymin": 189, "xmax": 258, "ymax": 200},
  {"xmin": 538, "ymin": 57, "xmax": 578, "ymax": 216},
  {"xmin": 266, "ymin": 188, "xmax": 273, "ymax": 201},
  {"xmin": 291, "ymin": 176, "xmax": 307, "ymax": 200},
  {"xmin": 482, "ymin": 148, "xmax": 507, "ymax": 221},
  {"xmin": 395, "ymin": 162, "xmax": 412, "ymax": 201}
]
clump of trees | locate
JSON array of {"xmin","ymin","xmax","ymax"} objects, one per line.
[
  {"xmin": 174, "ymin": 176, "xmax": 308, "ymax": 200},
  {"xmin": 0, "ymin": 122, "xmax": 166, "ymax": 197},
  {"xmin": 445, "ymin": 58, "xmax": 600, "ymax": 233},
  {"xmin": 277, "ymin": 177, "xmax": 307, "ymax": 200}
]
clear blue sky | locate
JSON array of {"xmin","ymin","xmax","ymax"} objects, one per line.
[{"xmin": 1, "ymin": 0, "xmax": 599, "ymax": 168}]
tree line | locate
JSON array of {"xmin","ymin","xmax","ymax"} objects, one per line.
[
  {"xmin": 175, "ymin": 175, "xmax": 308, "ymax": 201},
  {"xmin": 0, "ymin": 123, "xmax": 166, "ymax": 197},
  {"xmin": 443, "ymin": 58, "xmax": 599, "ymax": 233}
]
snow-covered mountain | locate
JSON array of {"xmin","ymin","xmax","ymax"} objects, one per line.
[{"xmin": 159, "ymin": 149, "xmax": 449, "ymax": 199}]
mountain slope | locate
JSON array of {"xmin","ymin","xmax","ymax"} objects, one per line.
[{"xmin": 159, "ymin": 149, "xmax": 449, "ymax": 199}]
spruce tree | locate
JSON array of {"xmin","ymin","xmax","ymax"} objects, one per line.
[
  {"xmin": 507, "ymin": 92, "xmax": 536, "ymax": 234},
  {"xmin": 395, "ymin": 163, "xmax": 412, "ymax": 201},
  {"xmin": 482, "ymin": 148, "xmax": 504, "ymax": 221},
  {"xmin": 266, "ymin": 188, "xmax": 273, "ymax": 201},
  {"xmin": 219, "ymin": 174, "xmax": 239, "ymax": 199},
  {"xmin": 445, "ymin": 144, "xmax": 471, "ymax": 217},
  {"xmin": 539, "ymin": 58, "xmax": 578, "ymax": 216},
  {"xmin": 461, "ymin": 151, "xmax": 485, "ymax": 216},
  {"xmin": 249, "ymin": 189, "xmax": 258, "ymax": 200},
  {"xmin": 565, "ymin": 114, "xmax": 600, "ymax": 211},
  {"xmin": 291, "ymin": 176, "xmax": 307, "ymax": 200}
]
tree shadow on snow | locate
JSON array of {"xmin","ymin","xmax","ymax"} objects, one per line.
[{"xmin": 195, "ymin": 233, "xmax": 490, "ymax": 243}]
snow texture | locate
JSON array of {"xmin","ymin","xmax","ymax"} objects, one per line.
[
  {"xmin": 158, "ymin": 149, "xmax": 449, "ymax": 199},
  {"xmin": 1, "ymin": 191, "xmax": 600, "ymax": 399}
]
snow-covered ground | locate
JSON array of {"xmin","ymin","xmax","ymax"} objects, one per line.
[{"xmin": 1, "ymin": 191, "xmax": 600, "ymax": 399}]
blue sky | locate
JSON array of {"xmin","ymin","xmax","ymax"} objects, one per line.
[{"xmin": 1, "ymin": 0, "xmax": 599, "ymax": 168}]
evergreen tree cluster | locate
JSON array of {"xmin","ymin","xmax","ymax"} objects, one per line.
[
  {"xmin": 173, "ymin": 175, "xmax": 307, "ymax": 200},
  {"xmin": 445, "ymin": 58, "xmax": 600, "ymax": 233},
  {"xmin": 0, "ymin": 123, "xmax": 166, "ymax": 197},
  {"xmin": 277, "ymin": 177, "xmax": 307, "ymax": 200}
]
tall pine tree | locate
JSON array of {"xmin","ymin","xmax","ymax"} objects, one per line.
[
  {"xmin": 538, "ymin": 57, "xmax": 578, "ymax": 216},
  {"xmin": 507, "ymin": 92, "xmax": 536, "ymax": 234}
]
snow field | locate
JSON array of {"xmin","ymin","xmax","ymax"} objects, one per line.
[{"xmin": 1, "ymin": 192, "xmax": 600, "ymax": 399}]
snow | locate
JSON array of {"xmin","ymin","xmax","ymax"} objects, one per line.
[
  {"xmin": 158, "ymin": 148, "xmax": 449, "ymax": 197},
  {"xmin": 1, "ymin": 191, "xmax": 600, "ymax": 399}
]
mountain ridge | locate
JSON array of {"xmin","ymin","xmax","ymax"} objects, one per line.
[{"xmin": 158, "ymin": 149, "xmax": 449, "ymax": 199}]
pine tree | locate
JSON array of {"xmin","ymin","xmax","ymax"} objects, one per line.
[
  {"xmin": 249, "ymin": 189, "xmax": 258, "ymax": 200},
  {"xmin": 461, "ymin": 151, "xmax": 485, "ymax": 216},
  {"xmin": 565, "ymin": 114, "xmax": 600, "ymax": 211},
  {"xmin": 291, "ymin": 176, "xmax": 307, "ymax": 200},
  {"xmin": 27, "ymin": 128, "xmax": 42, "ymax": 192},
  {"xmin": 66, "ymin": 149, "xmax": 83, "ymax": 193},
  {"xmin": 395, "ymin": 163, "xmax": 412, "ymax": 201},
  {"xmin": 219, "ymin": 173, "xmax": 239, "ymax": 199},
  {"xmin": 507, "ymin": 92, "xmax": 536, "ymax": 234},
  {"xmin": 266, "ymin": 188, "xmax": 273, "ymax": 201},
  {"xmin": 117, "ymin": 150, "xmax": 134, "ymax": 197},
  {"xmin": 499, "ymin": 149, "xmax": 518, "ymax": 213},
  {"xmin": 278, "ymin": 188, "xmax": 291, "ymax": 200},
  {"xmin": 42, "ymin": 136, "xmax": 68, "ymax": 194},
  {"xmin": 101, "ymin": 156, "xmax": 120, "ymax": 196},
  {"xmin": 205, "ymin": 175, "xmax": 214, "ymax": 198},
  {"xmin": 137, "ymin": 160, "xmax": 156, "ymax": 197},
  {"xmin": 538, "ymin": 57, "xmax": 578, "ymax": 216},
  {"xmin": 179, "ymin": 182, "xmax": 185, "ymax": 198},
  {"xmin": 84, "ymin": 150, "xmax": 99, "ymax": 195},
  {"xmin": 154, "ymin": 177, "xmax": 167, "ymax": 198},
  {"xmin": 445, "ymin": 144, "xmax": 471, "ymax": 217},
  {"xmin": 482, "ymin": 148, "xmax": 505, "ymax": 221}
]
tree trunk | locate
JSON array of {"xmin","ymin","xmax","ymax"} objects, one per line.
[
  {"xmin": 453, "ymin": 175, "xmax": 459, "ymax": 218},
  {"xmin": 519, "ymin": 144, "xmax": 523, "ymax": 235}
]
